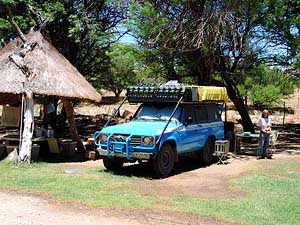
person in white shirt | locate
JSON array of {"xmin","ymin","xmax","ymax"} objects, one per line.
[{"xmin": 256, "ymin": 109, "xmax": 272, "ymax": 159}]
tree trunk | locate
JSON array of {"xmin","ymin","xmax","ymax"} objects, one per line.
[
  {"xmin": 61, "ymin": 98, "xmax": 85, "ymax": 152},
  {"xmin": 18, "ymin": 93, "xmax": 34, "ymax": 163},
  {"xmin": 192, "ymin": 49, "xmax": 212, "ymax": 85},
  {"xmin": 221, "ymin": 73, "xmax": 254, "ymax": 133},
  {"xmin": 192, "ymin": 49, "xmax": 254, "ymax": 132}
]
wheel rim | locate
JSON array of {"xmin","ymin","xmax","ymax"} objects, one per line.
[
  {"xmin": 206, "ymin": 140, "xmax": 214, "ymax": 161},
  {"xmin": 161, "ymin": 151, "xmax": 172, "ymax": 170},
  {"xmin": 155, "ymin": 144, "xmax": 175, "ymax": 175},
  {"xmin": 200, "ymin": 138, "xmax": 215, "ymax": 164}
]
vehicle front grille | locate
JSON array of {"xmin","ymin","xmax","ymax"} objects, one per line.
[
  {"xmin": 109, "ymin": 134, "xmax": 142, "ymax": 146},
  {"xmin": 130, "ymin": 136, "xmax": 141, "ymax": 146},
  {"xmin": 110, "ymin": 134, "xmax": 130, "ymax": 142}
]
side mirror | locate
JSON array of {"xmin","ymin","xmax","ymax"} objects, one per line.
[{"xmin": 184, "ymin": 116, "xmax": 193, "ymax": 126}]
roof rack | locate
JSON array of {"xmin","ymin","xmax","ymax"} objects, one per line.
[{"xmin": 126, "ymin": 82, "xmax": 229, "ymax": 103}]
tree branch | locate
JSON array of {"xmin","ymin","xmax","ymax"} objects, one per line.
[
  {"xmin": 27, "ymin": 5, "xmax": 43, "ymax": 28},
  {"xmin": 5, "ymin": 6, "xmax": 27, "ymax": 43}
]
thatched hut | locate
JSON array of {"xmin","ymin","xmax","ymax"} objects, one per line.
[
  {"xmin": 0, "ymin": 30, "xmax": 101, "ymax": 102},
  {"xmin": 0, "ymin": 30, "xmax": 101, "ymax": 162}
]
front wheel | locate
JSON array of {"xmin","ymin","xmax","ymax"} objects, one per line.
[
  {"xmin": 199, "ymin": 138, "xmax": 215, "ymax": 165},
  {"xmin": 152, "ymin": 143, "xmax": 175, "ymax": 177},
  {"xmin": 102, "ymin": 157, "xmax": 124, "ymax": 171}
]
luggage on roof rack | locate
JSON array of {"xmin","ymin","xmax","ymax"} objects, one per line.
[{"xmin": 126, "ymin": 84, "xmax": 228, "ymax": 103}]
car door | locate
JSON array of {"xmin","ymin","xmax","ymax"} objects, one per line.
[
  {"xmin": 177, "ymin": 104, "xmax": 200, "ymax": 153},
  {"xmin": 194, "ymin": 104, "xmax": 210, "ymax": 148},
  {"xmin": 205, "ymin": 104, "xmax": 224, "ymax": 140}
]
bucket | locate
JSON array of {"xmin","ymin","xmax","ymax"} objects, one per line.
[
  {"xmin": 60, "ymin": 140, "xmax": 77, "ymax": 157},
  {"xmin": 31, "ymin": 144, "xmax": 40, "ymax": 161}
]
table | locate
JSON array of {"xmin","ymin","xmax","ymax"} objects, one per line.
[
  {"xmin": 1, "ymin": 134, "xmax": 48, "ymax": 144},
  {"xmin": 234, "ymin": 133, "xmax": 260, "ymax": 153},
  {"xmin": 1, "ymin": 134, "xmax": 20, "ymax": 147},
  {"xmin": 1, "ymin": 134, "xmax": 19, "ymax": 142},
  {"xmin": 1, "ymin": 135, "xmax": 51, "ymax": 156}
]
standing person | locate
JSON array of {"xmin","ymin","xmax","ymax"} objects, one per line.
[{"xmin": 256, "ymin": 109, "xmax": 272, "ymax": 159}]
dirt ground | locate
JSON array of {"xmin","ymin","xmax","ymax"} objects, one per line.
[
  {"xmin": 0, "ymin": 190, "xmax": 240, "ymax": 225},
  {"xmin": 1, "ymin": 90, "xmax": 300, "ymax": 225}
]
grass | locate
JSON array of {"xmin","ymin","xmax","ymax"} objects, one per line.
[{"xmin": 1, "ymin": 159, "xmax": 300, "ymax": 225}]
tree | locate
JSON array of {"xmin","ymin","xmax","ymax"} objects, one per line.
[
  {"xmin": 259, "ymin": 0, "xmax": 300, "ymax": 84},
  {"xmin": 128, "ymin": 0, "xmax": 269, "ymax": 132},
  {"xmin": 92, "ymin": 43, "xmax": 138, "ymax": 98},
  {"xmin": 0, "ymin": 0, "xmax": 130, "ymax": 81},
  {"xmin": 262, "ymin": 0, "xmax": 300, "ymax": 64},
  {"xmin": 237, "ymin": 65, "xmax": 296, "ymax": 108},
  {"xmin": 129, "ymin": 0, "xmax": 299, "ymax": 131}
]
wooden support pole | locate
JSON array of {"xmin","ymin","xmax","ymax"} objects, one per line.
[
  {"xmin": 18, "ymin": 92, "xmax": 34, "ymax": 163},
  {"xmin": 61, "ymin": 98, "xmax": 84, "ymax": 152},
  {"xmin": 283, "ymin": 101, "xmax": 286, "ymax": 125}
]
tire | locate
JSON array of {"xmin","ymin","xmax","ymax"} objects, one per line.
[
  {"xmin": 199, "ymin": 138, "xmax": 215, "ymax": 165},
  {"xmin": 152, "ymin": 143, "xmax": 175, "ymax": 177},
  {"xmin": 102, "ymin": 157, "xmax": 124, "ymax": 171}
]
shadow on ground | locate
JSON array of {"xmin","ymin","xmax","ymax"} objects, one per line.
[
  {"xmin": 36, "ymin": 122, "xmax": 300, "ymax": 179},
  {"xmin": 101, "ymin": 156, "xmax": 228, "ymax": 179}
]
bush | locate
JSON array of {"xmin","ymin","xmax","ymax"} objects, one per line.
[{"xmin": 238, "ymin": 64, "xmax": 296, "ymax": 107}]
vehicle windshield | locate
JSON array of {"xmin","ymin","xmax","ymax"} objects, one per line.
[{"xmin": 133, "ymin": 104, "xmax": 181, "ymax": 122}]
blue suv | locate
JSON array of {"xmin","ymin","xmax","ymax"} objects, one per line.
[{"xmin": 94, "ymin": 84, "xmax": 227, "ymax": 176}]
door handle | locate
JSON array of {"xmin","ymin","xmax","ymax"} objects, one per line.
[{"xmin": 199, "ymin": 129, "xmax": 209, "ymax": 133}]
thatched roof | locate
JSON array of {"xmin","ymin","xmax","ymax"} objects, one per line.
[{"xmin": 0, "ymin": 30, "xmax": 101, "ymax": 102}]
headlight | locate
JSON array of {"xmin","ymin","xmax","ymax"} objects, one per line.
[
  {"xmin": 96, "ymin": 134, "xmax": 108, "ymax": 143},
  {"xmin": 142, "ymin": 136, "xmax": 154, "ymax": 146}
]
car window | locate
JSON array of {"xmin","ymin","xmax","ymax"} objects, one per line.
[
  {"xmin": 194, "ymin": 104, "xmax": 221, "ymax": 122},
  {"xmin": 195, "ymin": 105, "xmax": 208, "ymax": 122},
  {"xmin": 182, "ymin": 105, "xmax": 197, "ymax": 124},
  {"xmin": 134, "ymin": 104, "xmax": 180, "ymax": 122},
  {"xmin": 207, "ymin": 104, "xmax": 220, "ymax": 121}
]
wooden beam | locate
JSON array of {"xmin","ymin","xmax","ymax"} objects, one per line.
[{"xmin": 61, "ymin": 98, "xmax": 85, "ymax": 152}]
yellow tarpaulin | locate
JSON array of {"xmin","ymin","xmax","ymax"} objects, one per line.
[{"xmin": 198, "ymin": 86, "xmax": 229, "ymax": 102}]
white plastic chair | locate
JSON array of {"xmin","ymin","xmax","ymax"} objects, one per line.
[
  {"xmin": 214, "ymin": 140, "xmax": 230, "ymax": 164},
  {"xmin": 269, "ymin": 130, "xmax": 279, "ymax": 154}
]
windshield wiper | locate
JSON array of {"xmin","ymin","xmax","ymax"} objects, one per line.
[
  {"xmin": 137, "ymin": 116, "xmax": 160, "ymax": 121},
  {"xmin": 159, "ymin": 116, "xmax": 178, "ymax": 122}
]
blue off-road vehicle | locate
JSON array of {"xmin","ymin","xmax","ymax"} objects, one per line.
[{"xmin": 94, "ymin": 82, "xmax": 228, "ymax": 176}]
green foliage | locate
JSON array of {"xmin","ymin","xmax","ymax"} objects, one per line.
[
  {"xmin": 90, "ymin": 43, "xmax": 138, "ymax": 97},
  {"xmin": 0, "ymin": 0, "xmax": 130, "ymax": 95},
  {"xmin": 238, "ymin": 65, "xmax": 295, "ymax": 107},
  {"xmin": 250, "ymin": 84, "xmax": 282, "ymax": 107},
  {"xmin": 0, "ymin": 1, "xmax": 31, "ymax": 43},
  {"xmin": 292, "ymin": 53, "xmax": 300, "ymax": 70},
  {"xmin": 1, "ymin": 0, "xmax": 299, "ymax": 105},
  {"xmin": 127, "ymin": 2, "xmax": 190, "ymax": 83},
  {"xmin": 262, "ymin": 0, "xmax": 300, "ymax": 67},
  {"xmin": 133, "ymin": 48, "xmax": 169, "ymax": 84}
]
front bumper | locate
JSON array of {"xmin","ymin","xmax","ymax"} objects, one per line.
[{"xmin": 98, "ymin": 148, "xmax": 152, "ymax": 160}]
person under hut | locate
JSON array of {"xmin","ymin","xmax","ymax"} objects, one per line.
[{"xmin": 42, "ymin": 97, "xmax": 57, "ymax": 131}]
